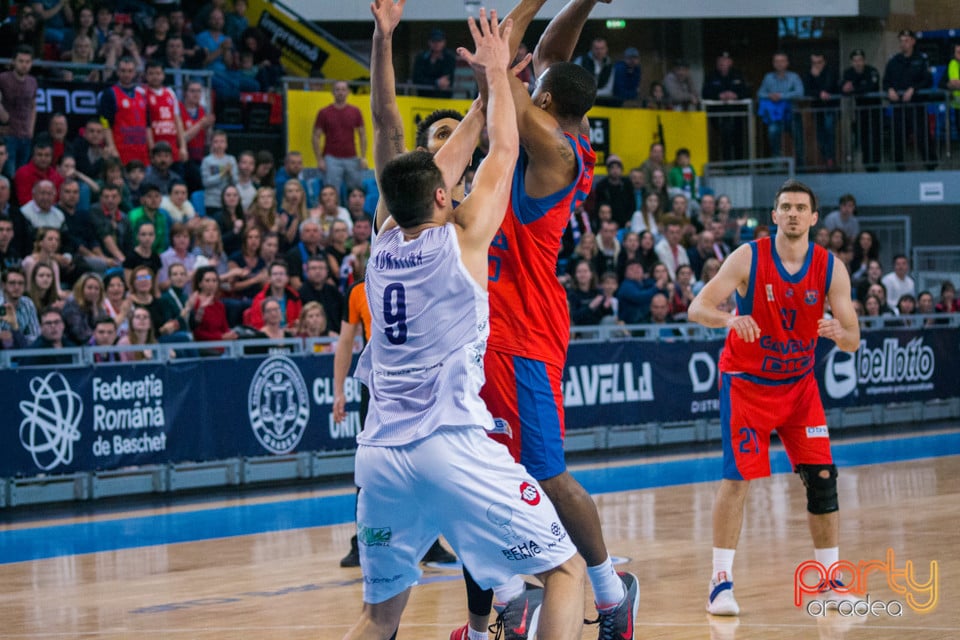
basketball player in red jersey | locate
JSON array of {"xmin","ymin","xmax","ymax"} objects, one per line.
[
  {"xmin": 446, "ymin": 2, "xmax": 639, "ymax": 640},
  {"xmin": 144, "ymin": 61, "xmax": 188, "ymax": 163},
  {"xmin": 99, "ymin": 56, "xmax": 148, "ymax": 165},
  {"xmin": 689, "ymin": 180, "xmax": 860, "ymax": 616}
]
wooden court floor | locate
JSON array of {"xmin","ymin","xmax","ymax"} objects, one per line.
[{"xmin": 1, "ymin": 449, "xmax": 958, "ymax": 639}]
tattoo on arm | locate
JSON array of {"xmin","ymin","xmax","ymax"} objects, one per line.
[{"xmin": 390, "ymin": 128, "xmax": 404, "ymax": 155}]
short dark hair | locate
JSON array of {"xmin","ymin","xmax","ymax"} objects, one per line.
[
  {"xmin": 15, "ymin": 44, "xmax": 34, "ymax": 58},
  {"xmin": 773, "ymin": 179, "xmax": 818, "ymax": 213},
  {"xmin": 145, "ymin": 58, "xmax": 164, "ymax": 71},
  {"xmin": 839, "ymin": 193, "xmax": 856, "ymax": 206},
  {"xmin": 141, "ymin": 183, "xmax": 161, "ymax": 196},
  {"xmin": 94, "ymin": 315, "xmax": 117, "ymax": 329},
  {"xmin": 539, "ymin": 62, "xmax": 597, "ymax": 119},
  {"xmin": 32, "ymin": 135, "xmax": 53, "ymax": 152},
  {"xmin": 2, "ymin": 266, "xmax": 25, "ymax": 283},
  {"xmin": 39, "ymin": 306, "xmax": 63, "ymax": 321},
  {"xmin": 192, "ymin": 265, "xmax": 219, "ymax": 292},
  {"xmin": 268, "ymin": 260, "xmax": 289, "ymax": 275},
  {"xmin": 379, "ymin": 151, "xmax": 444, "ymax": 229},
  {"xmin": 415, "ymin": 109, "xmax": 463, "ymax": 150}
]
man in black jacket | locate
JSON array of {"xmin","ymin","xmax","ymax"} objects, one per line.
[{"xmin": 883, "ymin": 30, "xmax": 936, "ymax": 170}]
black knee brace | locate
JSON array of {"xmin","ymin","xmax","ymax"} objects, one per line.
[{"xmin": 795, "ymin": 463, "xmax": 839, "ymax": 515}]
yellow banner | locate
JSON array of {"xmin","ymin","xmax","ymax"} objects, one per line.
[
  {"xmin": 247, "ymin": 0, "xmax": 369, "ymax": 81},
  {"xmin": 286, "ymin": 90, "xmax": 707, "ymax": 174}
]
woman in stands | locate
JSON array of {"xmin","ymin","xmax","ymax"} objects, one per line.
[
  {"xmin": 190, "ymin": 266, "xmax": 237, "ymax": 345},
  {"xmin": 563, "ymin": 232, "xmax": 604, "ymax": 286},
  {"xmin": 849, "ymin": 230, "xmax": 879, "ymax": 280},
  {"xmin": 629, "ymin": 192, "xmax": 661, "ymax": 240},
  {"xmin": 253, "ymin": 150, "xmax": 275, "ymax": 188},
  {"xmin": 117, "ymin": 306, "xmax": 158, "ymax": 362},
  {"xmin": 62, "ymin": 272, "xmax": 107, "ymax": 344},
  {"xmin": 22, "ymin": 228, "xmax": 70, "ymax": 296},
  {"xmin": 325, "ymin": 219, "xmax": 350, "ymax": 286},
  {"xmin": 28, "ymin": 261, "xmax": 63, "ymax": 312},
  {"xmin": 644, "ymin": 168, "xmax": 669, "ymax": 218},
  {"xmin": 636, "ymin": 230, "xmax": 660, "ymax": 275},
  {"xmin": 258, "ymin": 297, "xmax": 290, "ymax": 340},
  {"xmin": 936, "ymin": 281, "xmax": 959, "ymax": 313},
  {"xmin": 191, "ymin": 219, "xmax": 246, "ymax": 288},
  {"xmin": 219, "ymin": 185, "xmax": 245, "ymax": 256},
  {"xmin": 567, "ymin": 261, "xmax": 613, "ymax": 326},
  {"xmin": 277, "ymin": 179, "xmax": 309, "ymax": 248},
  {"xmin": 615, "ymin": 231, "xmax": 641, "ymax": 283},
  {"xmin": 61, "ymin": 34, "xmax": 100, "ymax": 82},
  {"xmin": 123, "ymin": 222, "xmax": 162, "ymax": 279},
  {"xmin": 127, "ymin": 265, "xmax": 165, "ymax": 336},
  {"xmin": 296, "ymin": 301, "xmax": 336, "ymax": 352},
  {"xmin": 694, "ymin": 257, "xmax": 721, "ymax": 295},
  {"xmin": 227, "ymin": 225, "xmax": 268, "ymax": 301},
  {"xmin": 103, "ymin": 270, "xmax": 131, "ymax": 335},
  {"xmin": 245, "ymin": 186, "xmax": 279, "ymax": 236}
]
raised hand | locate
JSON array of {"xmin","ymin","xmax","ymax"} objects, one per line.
[
  {"xmin": 370, "ymin": 0, "xmax": 405, "ymax": 37},
  {"xmin": 457, "ymin": 9, "xmax": 513, "ymax": 73}
]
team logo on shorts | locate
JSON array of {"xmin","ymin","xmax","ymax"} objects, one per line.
[
  {"xmin": 248, "ymin": 355, "xmax": 310, "ymax": 454},
  {"xmin": 520, "ymin": 482, "xmax": 541, "ymax": 506},
  {"xmin": 805, "ymin": 290, "xmax": 819, "ymax": 305},
  {"xmin": 806, "ymin": 425, "xmax": 829, "ymax": 438},
  {"xmin": 358, "ymin": 525, "xmax": 392, "ymax": 547},
  {"xmin": 490, "ymin": 417, "xmax": 512, "ymax": 437}
]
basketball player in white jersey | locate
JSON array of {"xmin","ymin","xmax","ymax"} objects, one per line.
[{"xmin": 341, "ymin": 10, "xmax": 584, "ymax": 640}]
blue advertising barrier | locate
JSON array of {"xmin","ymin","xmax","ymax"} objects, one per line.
[{"xmin": 3, "ymin": 327, "xmax": 958, "ymax": 478}]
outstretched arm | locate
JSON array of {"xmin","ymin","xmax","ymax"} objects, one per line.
[
  {"xmin": 455, "ymin": 10, "xmax": 518, "ymax": 283},
  {"xmin": 433, "ymin": 98, "xmax": 484, "ymax": 193},
  {"xmin": 501, "ymin": 0, "xmax": 549, "ymax": 62},
  {"xmin": 533, "ymin": 0, "xmax": 609, "ymax": 74},
  {"xmin": 370, "ymin": 0, "xmax": 407, "ymax": 232}
]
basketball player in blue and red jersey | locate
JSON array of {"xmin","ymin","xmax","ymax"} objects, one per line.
[
  {"xmin": 689, "ymin": 179, "xmax": 860, "ymax": 616},
  {"xmin": 445, "ymin": 2, "xmax": 640, "ymax": 640},
  {"xmin": 98, "ymin": 56, "xmax": 149, "ymax": 166}
]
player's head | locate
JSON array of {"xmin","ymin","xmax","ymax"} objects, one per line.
[
  {"xmin": 380, "ymin": 150, "xmax": 445, "ymax": 229},
  {"xmin": 772, "ymin": 179, "xmax": 819, "ymax": 238},
  {"xmin": 773, "ymin": 179, "xmax": 818, "ymax": 215},
  {"xmin": 531, "ymin": 62, "xmax": 597, "ymax": 121},
  {"xmin": 416, "ymin": 109, "xmax": 464, "ymax": 154}
]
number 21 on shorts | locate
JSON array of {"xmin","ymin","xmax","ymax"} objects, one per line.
[{"xmin": 738, "ymin": 426, "xmax": 760, "ymax": 455}]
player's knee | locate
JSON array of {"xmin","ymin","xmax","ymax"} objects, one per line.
[{"xmin": 795, "ymin": 463, "xmax": 838, "ymax": 515}]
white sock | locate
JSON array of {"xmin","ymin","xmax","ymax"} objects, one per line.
[
  {"xmin": 467, "ymin": 627, "xmax": 488, "ymax": 640},
  {"xmin": 588, "ymin": 556, "xmax": 626, "ymax": 611},
  {"xmin": 712, "ymin": 548, "xmax": 736, "ymax": 582},
  {"xmin": 492, "ymin": 574, "xmax": 525, "ymax": 609},
  {"xmin": 815, "ymin": 547, "xmax": 840, "ymax": 584}
]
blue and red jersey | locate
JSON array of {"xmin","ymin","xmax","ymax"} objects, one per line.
[
  {"xmin": 720, "ymin": 237, "xmax": 834, "ymax": 383},
  {"xmin": 487, "ymin": 133, "xmax": 596, "ymax": 369}
]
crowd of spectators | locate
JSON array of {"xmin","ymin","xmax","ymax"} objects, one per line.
[
  {"xmin": 0, "ymin": 3, "xmax": 371, "ymax": 360},
  {"xmin": 559, "ymin": 146, "xmax": 960, "ymax": 334}
]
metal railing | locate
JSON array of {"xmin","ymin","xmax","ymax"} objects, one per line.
[
  {"xmin": 0, "ymin": 58, "xmax": 214, "ymax": 93},
  {"xmin": 0, "ymin": 337, "xmax": 337, "ymax": 369},
  {"xmin": 912, "ymin": 245, "xmax": 960, "ymax": 295}
]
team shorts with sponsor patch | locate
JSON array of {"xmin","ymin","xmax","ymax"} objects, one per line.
[
  {"xmin": 482, "ymin": 350, "xmax": 566, "ymax": 481},
  {"xmin": 720, "ymin": 372, "xmax": 832, "ymax": 481},
  {"xmin": 354, "ymin": 426, "xmax": 577, "ymax": 604}
]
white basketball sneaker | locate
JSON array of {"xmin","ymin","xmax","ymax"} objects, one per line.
[{"xmin": 706, "ymin": 572, "xmax": 740, "ymax": 616}]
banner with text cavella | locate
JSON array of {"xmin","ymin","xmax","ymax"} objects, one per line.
[{"xmin": 3, "ymin": 327, "xmax": 956, "ymax": 476}]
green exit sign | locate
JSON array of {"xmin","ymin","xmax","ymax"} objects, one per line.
[{"xmin": 606, "ymin": 19, "xmax": 626, "ymax": 29}]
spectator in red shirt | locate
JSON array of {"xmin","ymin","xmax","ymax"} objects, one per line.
[
  {"xmin": 190, "ymin": 265, "xmax": 238, "ymax": 344},
  {"xmin": 312, "ymin": 80, "xmax": 368, "ymax": 196},
  {"xmin": 15, "ymin": 138, "xmax": 64, "ymax": 206},
  {"xmin": 243, "ymin": 260, "xmax": 302, "ymax": 329}
]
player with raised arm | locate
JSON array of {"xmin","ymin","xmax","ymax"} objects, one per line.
[
  {"xmin": 450, "ymin": 1, "xmax": 638, "ymax": 640},
  {"xmin": 341, "ymin": 10, "xmax": 585, "ymax": 640},
  {"xmin": 688, "ymin": 179, "xmax": 861, "ymax": 616}
]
